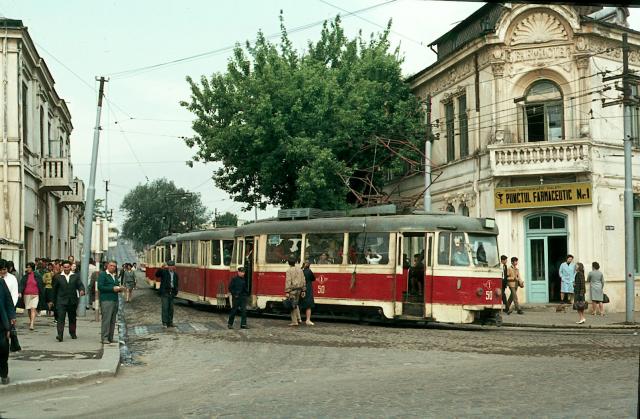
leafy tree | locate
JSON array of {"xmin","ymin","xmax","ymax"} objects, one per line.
[
  {"xmin": 120, "ymin": 178, "xmax": 211, "ymax": 251},
  {"xmin": 182, "ymin": 16, "xmax": 425, "ymax": 210},
  {"xmin": 214, "ymin": 211, "xmax": 238, "ymax": 227},
  {"xmin": 93, "ymin": 198, "xmax": 107, "ymax": 220}
]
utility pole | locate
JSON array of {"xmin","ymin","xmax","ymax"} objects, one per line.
[
  {"xmin": 79, "ymin": 76, "xmax": 107, "ymax": 317},
  {"xmin": 602, "ymin": 33, "xmax": 637, "ymax": 323},
  {"xmin": 214, "ymin": 208, "xmax": 218, "ymax": 228},
  {"xmin": 104, "ymin": 180, "xmax": 109, "ymax": 221},
  {"xmin": 424, "ymin": 94, "xmax": 433, "ymax": 212}
]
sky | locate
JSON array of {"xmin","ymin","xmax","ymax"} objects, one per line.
[{"xmin": 2, "ymin": 1, "xmax": 639, "ymax": 226}]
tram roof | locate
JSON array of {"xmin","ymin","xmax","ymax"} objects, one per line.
[
  {"xmin": 175, "ymin": 228, "xmax": 235, "ymax": 242},
  {"xmin": 234, "ymin": 213, "xmax": 498, "ymax": 236},
  {"xmin": 154, "ymin": 234, "xmax": 178, "ymax": 246}
]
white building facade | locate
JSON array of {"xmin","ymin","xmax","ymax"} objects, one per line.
[
  {"xmin": 396, "ymin": 4, "xmax": 640, "ymax": 312},
  {"xmin": 0, "ymin": 19, "xmax": 85, "ymax": 267}
]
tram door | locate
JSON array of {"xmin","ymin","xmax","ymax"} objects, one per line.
[
  {"xmin": 402, "ymin": 233, "xmax": 433, "ymax": 317},
  {"xmin": 244, "ymin": 237, "xmax": 254, "ymax": 295}
]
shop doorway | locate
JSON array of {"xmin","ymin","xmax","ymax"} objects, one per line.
[{"xmin": 525, "ymin": 214, "xmax": 568, "ymax": 303}]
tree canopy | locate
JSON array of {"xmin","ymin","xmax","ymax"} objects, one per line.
[
  {"xmin": 182, "ymin": 16, "xmax": 425, "ymax": 210},
  {"xmin": 214, "ymin": 211, "xmax": 238, "ymax": 227},
  {"xmin": 120, "ymin": 178, "xmax": 210, "ymax": 251}
]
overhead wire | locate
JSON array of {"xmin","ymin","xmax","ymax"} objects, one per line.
[{"xmin": 105, "ymin": 0, "xmax": 398, "ymax": 79}]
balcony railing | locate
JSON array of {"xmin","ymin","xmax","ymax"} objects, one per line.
[
  {"xmin": 488, "ymin": 140, "xmax": 592, "ymax": 177},
  {"xmin": 59, "ymin": 178, "xmax": 85, "ymax": 205},
  {"xmin": 40, "ymin": 157, "xmax": 72, "ymax": 192}
]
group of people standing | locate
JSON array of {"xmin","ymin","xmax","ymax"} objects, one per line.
[
  {"xmin": 500, "ymin": 253, "xmax": 607, "ymax": 324},
  {"xmin": 558, "ymin": 255, "xmax": 606, "ymax": 324}
]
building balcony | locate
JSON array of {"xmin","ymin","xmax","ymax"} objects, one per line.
[
  {"xmin": 59, "ymin": 178, "xmax": 85, "ymax": 205},
  {"xmin": 40, "ymin": 157, "xmax": 72, "ymax": 192},
  {"xmin": 488, "ymin": 140, "xmax": 592, "ymax": 177}
]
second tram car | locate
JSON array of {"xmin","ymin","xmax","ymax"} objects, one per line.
[
  {"xmin": 232, "ymin": 212, "xmax": 502, "ymax": 324},
  {"xmin": 144, "ymin": 234, "xmax": 177, "ymax": 289}
]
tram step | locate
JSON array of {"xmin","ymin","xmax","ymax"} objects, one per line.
[{"xmin": 402, "ymin": 302, "xmax": 424, "ymax": 317}]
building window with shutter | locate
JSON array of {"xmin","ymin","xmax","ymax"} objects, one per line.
[
  {"xmin": 445, "ymin": 101, "xmax": 455, "ymax": 162},
  {"xmin": 21, "ymin": 82, "xmax": 29, "ymax": 148},
  {"xmin": 522, "ymin": 80, "xmax": 563, "ymax": 142},
  {"xmin": 458, "ymin": 95, "xmax": 468, "ymax": 158}
]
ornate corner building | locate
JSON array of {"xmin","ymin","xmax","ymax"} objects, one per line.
[
  {"xmin": 394, "ymin": 4, "xmax": 640, "ymax": 310},
  {"xmin": 0, "ymin": 19, "xmax": 85, "ymax": 265}
]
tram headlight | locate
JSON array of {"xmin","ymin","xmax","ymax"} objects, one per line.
[
  {"xmin": 476, "ymin": 288, "xmax": 484, "ymax": 297},
  {"xmin": 495, "ymin": 288, "xmax": 502, "ymax": 297}
]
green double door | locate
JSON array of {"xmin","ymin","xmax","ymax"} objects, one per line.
[{"xmin": 526, "ymin": 215, "xmax": 568, "ymax": 303}]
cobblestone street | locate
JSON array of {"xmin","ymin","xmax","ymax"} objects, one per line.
[{"xmin": 1, "ymin": 287, "xmax": 638, "ymax": 418}]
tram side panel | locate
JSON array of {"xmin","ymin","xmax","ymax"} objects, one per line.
[{"xmin": 204, "ymin": 267, "xmax": 232, "ymax": 307}]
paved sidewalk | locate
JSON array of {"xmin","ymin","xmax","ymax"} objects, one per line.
[
  {"xmin": 0, "ymin": 310, "xmax": 120, "ymax": 394},
  {"xmin": 502, "ymin": 304, "xmax": 640, "ymax": 329}
]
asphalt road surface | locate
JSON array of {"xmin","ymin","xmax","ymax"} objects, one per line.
[{"xmin": 1, "ymin": 286, "xmax": 638, "ymax": 418}]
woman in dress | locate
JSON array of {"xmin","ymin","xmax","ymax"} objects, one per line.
[
  {"xmin": 299, "ymin": 261, "xmax": 316, "ymax": 326},
  {"xmin": 588, "ymin": 261, "xmax": 605, "ymax": 316},
  {"xmin": 573, "ymin": 262, "xmax": 587, "ymax": 324},
  {"xmin": 18, "ymin": 262, "xmax": 44, "ymax": 330},
  {"xmin": 121, "ymin": 263, "xmax": 137, "ymax": 302}
]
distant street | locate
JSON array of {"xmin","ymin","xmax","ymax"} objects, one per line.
[
  {"xmin": 112, "ymin": 240, "xmax": 138, "ymax": 266},
  {"xmin": 0, "ymin": 285, "xmax": 638, "ymax": 418}
]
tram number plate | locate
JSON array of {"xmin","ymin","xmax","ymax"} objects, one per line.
[
  {"xmin": 317, "ymin": 285, "xmax": 326, "ymax": 295},
  {"xmin": 485, "ymin": 290, "xmax": 493, "ymax": 301}
]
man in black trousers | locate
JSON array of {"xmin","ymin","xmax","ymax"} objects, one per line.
[
  {"xmin": 500, "ymin": 255, "xmax": 509, "ymax": 313},
  {"xmin": 0, "ymin": 263, "xmax": 16, "ymax": 385},
  {"xmin": 227, "ymin": 267, "xmax": 249, "ymax": 329},
  {"xmin": 159, "ymin": 261, "xmax": 179, "ymax": 328},
  {"xmin": 52, "ymin": 260, "xmax": 85, "ymax": 341}
]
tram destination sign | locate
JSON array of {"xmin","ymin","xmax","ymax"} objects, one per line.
[{"xmin": 494, "ymin": 182, "xmax": 592, "ymax": 210}]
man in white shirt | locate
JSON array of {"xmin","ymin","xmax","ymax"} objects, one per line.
[{"xmin": 0, "ymin": 259, "xmax": 18, "ymax": 307}]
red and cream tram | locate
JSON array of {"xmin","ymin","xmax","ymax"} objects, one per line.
[
  {"xmin": 173, "ymin": 229, "xmax": 235, "ymax": 306},
  {"xmin": 232, "ymin": 212, "xmax": 503, "ymax": 324},
  {"xmin": 144, "ymin": 234, "xmax": 177, "ymax": 289}
]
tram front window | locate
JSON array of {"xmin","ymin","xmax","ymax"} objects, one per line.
[
  {"xmin": 438, "ymin": 232, "xmax": 469, "ymax": 266},
  {"xmin": 468, "ymin": 234, "xmax": 499, "ymax": 267}
]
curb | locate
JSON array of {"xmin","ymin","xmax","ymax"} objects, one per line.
[
  {"xmin": 501, "ymin": 322, "xmax": 640, "ymax": 331},
  {"xmin": 0, "ymin": 342, "xmax": 120, "ymax": 395}
]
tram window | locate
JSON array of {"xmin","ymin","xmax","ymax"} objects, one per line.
[
  {"xmin": 468, "ymin": 234, "xmax": 499, "ymax": 267},
  {"xmin": 222, "ymin": 240, "xmax": 233, "ymax": 265},
  {"xmin": 438, "ymin": 233, "xmax": 450, "ymax": 265},
  {"xmin": 211, "ymin": 240, "xmax": 221, "ymax": 265},
  {"xmin": 451, "ymin": 233, "xmax": 469, "ymax": 266},
  {"xmin": 176, "ymin": 243, "xmax": 183, "ymax": 263},
  {"xmin": 236, "ymin": 240, "xmax": 244, "ymax": 266},
  {"xmin": 266, "ymin": 234, "xmax": 302, "ymax": 263},
  {"xmin": 305, "ymin": 233, "xmax": 344, "ymax": 264},
  {"xmin": 191, "ymin": 240, "xmax": 198, "ymax": 264},
  {"xmin": 348, "ymin": 232, "xmax": 390, "ymax": 265},
  {"xmin": 402, "ymin": 234, "xmax": 426, "ymax": 268}
]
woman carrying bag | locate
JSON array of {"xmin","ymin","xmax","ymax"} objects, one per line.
[
  {"xmin": 573, "ymin": 262, "xmax": 587, "ymax": 324},
  {"xmin": 18, "ymin": 262, "xmax": 45, "ymax": 331}
]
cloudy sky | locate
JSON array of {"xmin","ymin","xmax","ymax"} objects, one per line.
[{"xmin": 2, "ymin": 1, "xmax": 638, "ymax": 224}]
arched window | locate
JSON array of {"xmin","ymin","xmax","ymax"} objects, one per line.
[
  {"xmin": 458, "ymin": 203, "xmax": 469, "ymax": 216},
  {"xmin": 446, "ymin": 203, "xmax": 455, "ymax": 213},
  {"xmin": 523, "ymin": 80, "xmax": 563, "ymax": 142}
]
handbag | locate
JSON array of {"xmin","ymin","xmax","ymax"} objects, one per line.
[
  {"xmin": 602, "ymin": 293, "xmax": 610, "ymax": 304},
  {"xmin": 9, "ymin": 325, "xmax": 21, "ymax": 352},
  {"xmin": 282, "ymin": 297, "xmax": 297, "ymax": 311},
  {"xmin": 573, "ymin": 300, "xmax": 588, "ymax": 311}
]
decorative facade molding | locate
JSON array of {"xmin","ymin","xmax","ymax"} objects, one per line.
[{"xmin": 510, "ymin": 11, "xmax": 569, "ymax": 46}]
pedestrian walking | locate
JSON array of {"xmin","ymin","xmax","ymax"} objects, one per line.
[
  {"xmin": 506, "ymin": 257, "xmax": 524, "ymax": 315},
  {"xmin": 98, "ymin": 261, "xmax": 124, "ymax": 344},
  {"xmin": 0, "ymin": 277, "xmax": 16, "ymax": 385},
  {"xmin": 573, "ymin": 262, "xmax": 587, "ymax": 324},
  {"xmin": 52, "ymin": 260, "xmax": 85, "ymax": 341},
  {"xmin": 0, "ymin": 259, "xmax": 18, "ymax": 307},
  {"xmin": 559, "ymin": 254, "xmax": 576, "ymax": 304},
  {"xmin": 121, "ymin": 263, "xmax": 137, "ymax": 302},
  {"xmin": 284, "ymin": 258, "xmax": 305, "ymax": 326},
  {"xmin": 587, "ymin": 261, "xmax": 605, "ymax": 316},
  {"xmin": 158, "ymin": 261, "xmax": 179, "ymax": 328},
  {"xmin": 300, "ymin": 261, "xmax": 315, "ymax": 326},
  {"xmin": 17, "ymin": 262, "xmax": 44, "ymax": 330},
  {"xmin": 86, "ymin": 258, "xmax": 98, "ymax": 310},
  {"xmin": 42, "ymin": 262, "xmax": 55, "ymax": 316},
  {"xmin": 500, "ymin": 255, "xmax": 509, "ymax": 311},
  {"xmin": 227, "ymin": 267, "xmax": 249, "ymax": 329}
]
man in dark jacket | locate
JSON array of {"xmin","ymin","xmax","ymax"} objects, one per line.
[
  {"xmin": 227, "ymin": 267, "xmax": 249, "ymax": 329},
  {"xmin": 0, "ymin": 274, "xmax": 16, "ymax": 384},
  {"xmin": 52, "ymin": 260, "xmax": 85, "ymax": 341},
  {"xmin": 158, "ymin": 261, "xmax": 179, "ymax": 328}
]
